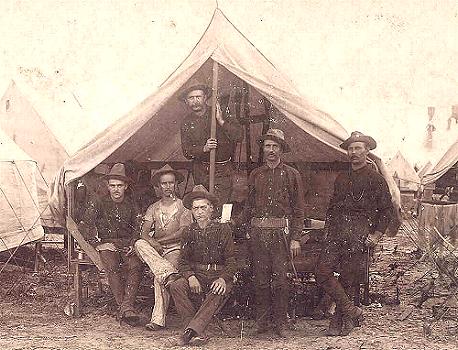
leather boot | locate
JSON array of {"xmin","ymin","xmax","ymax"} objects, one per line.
[
  {"xmin": 320, "ymin": 276, "xmax": 363, "ymax": 335},
  {"xmin": 250, "ymin": 287, "xmax": 272, "ymax": 336},
  {"xmin": 106, "ymin": 271, "xmax": 124, "ymax": 307},
  {"xmin": 120, "ymin": 265, "xmax": 143, "ymax": 314},
  {"xmin": 272, "ymin": 287, "xmax": 288, "ymax": 336},
  {"xmin": 325, "ymin": 307, "xmax": 342, "ymax": 336}
]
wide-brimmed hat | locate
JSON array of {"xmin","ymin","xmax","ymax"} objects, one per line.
[
  {"xmin": 258, "ymin": 128, "xmax": 291, "ymax": 153},
  {"xmin": 103, "ymin": 163, "xmax": 133, "ymax": 183},
  {"xmin": 178, "ymin": 79, "xmax": 212, "ymax": 101},
  {"xmin": 151, "ymin": 164, "xmax": 185, "ymax": 185},
  {"xmin": 340, "ymin": 131, "xmax": 377, "ymax": 150},
  {"xmin": 183, "ymin": 184, "xmax": 219, "ymax": 210}
]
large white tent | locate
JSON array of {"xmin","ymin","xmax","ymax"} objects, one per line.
[
  {"xmin": 0, "ymin": 129, "xmax": 44, "ymax": 252},
  {"xmin": 49, "ymin": 9, "xmax": 400, "ymax": 227},
  {"xmin": 0, "ymin": 80, "xmax": 69, "ymax": 227}
]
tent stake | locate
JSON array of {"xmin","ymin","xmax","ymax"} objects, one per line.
[{"xmin": 209, "ymin": 60, "xmax": 219, "ymax": 194}]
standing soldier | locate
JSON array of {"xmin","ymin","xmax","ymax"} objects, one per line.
[
  {"xmin": 239, "ymin": 128, "xmax": 305, "ymax": 338},
  {"xmin": 179, "ymin": 81, "xmax": 243, "ymax": 208},
  {"xmin": 315, "ymin": 131, "xmax": 393, "ymax": 336},
  {"xmin": 79, "ymin": 163, "xmax": 143, "ymax": 326}
]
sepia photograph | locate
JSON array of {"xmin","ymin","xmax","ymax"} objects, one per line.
[{"xmin": 1, "ymin": 1, "xmax": 458, "ymax": 349}]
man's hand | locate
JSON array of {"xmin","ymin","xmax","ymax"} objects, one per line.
[
  {"xmin": 365, "ymin": 231, "xmax": 383, "ymax": 248},
  {"xmin": 203, "ymin": 138, "xmax": 218, "ymax": 152},
  {"xmin": 290, "ymin": 240, "xmax": 301, "ymax": 258},
  {"xmin": 188, "ymin": 276, "xmax": 202, "ymax": 294},
  {"xmin": 215, "ymin": 102, "xmax": 225, "ymax": 126},
  {"xmin": 210, "ymin": 277, "xmax": 227, "ymax": 295}
]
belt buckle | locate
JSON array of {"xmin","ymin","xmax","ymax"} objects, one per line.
[{"xmin": 206, "ymin": 263, "xmax": 216, "ymax": 271}]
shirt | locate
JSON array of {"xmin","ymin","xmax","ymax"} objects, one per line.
[
  {"xmin": 178, "ymin": 220, "xmax": 237, "ymax": 283},
  {"xmin": 143, "ymin": 198, "xmax": 192, "ymax": 250},
  {"xmin": 79, "ymin": 195, "xmax": 142, "ymax": 248},
  {"xmin": 240, "ymin": 162, "xmax": 306, "ymax": 240},
  {"xmin": 180, "ymin": 109, "xmax": 243, "ymax": 162},
  {"xmin": 326, "ymin": 164, "xmax": 393, "ymax": 241}
]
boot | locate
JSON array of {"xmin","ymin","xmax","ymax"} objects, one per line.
[
  {"xmin": 120, "ymin": 265, "xmax": 143, "ymax": 314},
  {"xmin": 106, "ymin": 271, "xmax": 124, "ymax": 307},
  {"xmin": 272, "ymin": 287, "xmax": 289, "ymax": 332},
  {"xmin": 325, "ymin": 307, "xmax": 342, "ymax": 336},
  {"xmin": 252, "ymin": 287, "xmax": 272, "ymax": 335},
  {"xmin": 320, "ymin": 276, "xmax": 363, "ymax": 335}
]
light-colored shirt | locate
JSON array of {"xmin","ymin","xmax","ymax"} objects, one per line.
[{"xmin": 144, "ymin": 198, "xmax": 192, "ymax": 252}]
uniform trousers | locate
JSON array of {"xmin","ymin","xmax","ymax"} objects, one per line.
[
  {"xmin": 249, "ymin": 227, "xmax": 289, "ymax": 328},
  {"xmin": 168, "ymin": 270, "xmax": 232, "ymax": 336}
]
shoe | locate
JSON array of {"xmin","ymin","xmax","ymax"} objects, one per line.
[
  {"xmin": 145, "ymin": 322, "xmax": 165, "ymax": 331},
  {"xmin": 340, "ymin": 307, "xmax": 363, "ymax": 336},
  {"xmin": 163, "ymin": 272, "xmax": 181, "ymax": 288},
  {"xmin": 119, "ymin": 310, "xmax": 140, "ymax": 327},
  {"xmin": 273, "ymin": 326, "xmax": 287, "ymax": 338},
  {"xmin": 177, "ymin": 328, "xmax": 196, "ymax": 346}
]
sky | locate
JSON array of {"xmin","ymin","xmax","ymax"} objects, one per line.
[{"xmin": 1, "ymin": 0, "xmax": 458, "ymax": 167}]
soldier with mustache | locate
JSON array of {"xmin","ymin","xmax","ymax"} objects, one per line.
[
  {"xmin": 238, "ymin": 128, "xmax": 305, "ymax": 338},
  {"xmin": 179, "ymin": 81, "xmax": 243, "ymax": 210},
  {"xmin": 315, "ymin": 131, "xmax": 393, "ymax": 336}
]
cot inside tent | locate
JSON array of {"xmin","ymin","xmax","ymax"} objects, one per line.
[{"xmin": 0, "ymin": 129, "xmax": 44, "ymax": 252}]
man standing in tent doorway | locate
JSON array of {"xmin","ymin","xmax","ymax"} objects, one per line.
[
  {"xmin": 179, "ymin": 80, "xmax": 243, "ymax": 209},
  {"xmin": 78, "ymin": 163, "xmax": 143, "ymax": 326},
  {"xmin": 134, "ymin": 164, "xmax": 192, "ymax": 331},
  {"xmin": 238, "ymin": 128, "xmax": 305, "ymax": 338},
  {"xmin": 315, "ymin": 131, "xmax": 393, "ymax": 336}
]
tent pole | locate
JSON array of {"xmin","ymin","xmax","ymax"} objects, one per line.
[{"xmin": 209, "ymin": 60, "xmax": 219, "ymax": 194}]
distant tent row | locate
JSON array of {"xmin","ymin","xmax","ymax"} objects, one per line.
[{"xmin": 387, "ymin": 151, "xmax": 421, "ymax": 192}]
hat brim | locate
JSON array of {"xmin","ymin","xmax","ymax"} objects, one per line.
[
  {"xmin": 340, "ymin": 136, "xmax": 377, "ymax": 150},
  {"xmin": 178, "ymin": 84, "xmax": 212, "ymax": 101},
  {"xmin": 103, "ymin": 174, "xmax": 133, "ymax": 184},
  {"xmin": 151, "ymin": 169, "xmax": 185, "ymax": 185},
  {"xmin": 183, "ymin": 191, "xmax": 219, "ymax": 210},
  {"xmin": 258, "ymin": 135, "xmax": 291, "ymax": 153}
]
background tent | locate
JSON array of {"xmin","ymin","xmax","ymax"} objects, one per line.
[
  {"xmin": 50, "ymin": 9, "xmax": 400, "ymax": 224},
  {"xmin": 387, "ymin": 151, "xmax": 421, "ymax": 192},
  {"xmin": 0, "ymin": 129, "xmax": 44, "ymax": 252},
  {"xmin": 417, "ymin": 160, "xmax": 433, "ymax": 180},
  {"xmin": 422, "ymin": 139, "xmax": 458, "ymax": 186},
  {"xmin": 0, "ymin": 80, "xmax": 69, "ymax": 227}
]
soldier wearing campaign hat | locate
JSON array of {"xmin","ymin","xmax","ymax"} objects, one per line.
[
  {"xmin": 79, "ymin": 163, "xmax": 143, "ymax": 326},
  {"xmin": 179, "ymin": 79, "xmax": 243, "ymax": 210},
  {"xmin": 315, "ymin": 131, "xmax": 393, "ymax": 336}
]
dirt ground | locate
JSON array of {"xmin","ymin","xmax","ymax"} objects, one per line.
[{"xmin": 2, "ymin": 226, "xmax": 458, "ymax": 350}]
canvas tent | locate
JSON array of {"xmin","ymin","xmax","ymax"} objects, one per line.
[
  {"xmin": 388, "ymin": 151, "xmax": 421, "ymax": 192},
  {"xmin": 422, "ymin": 139, "xmax": 458, "ymax": 186},
  {"xmin": 0, "ymin": 80, "xmax": 69, "ymax": 227},
  {"xmin": 417, "ymin": 160, "xmax": 433, "ymax": 180},
  {"xmin": 49, "ymin": 9, "xmax": 400, "ymax": 226},
  {"xmin": 0, "ymin": 129, "xmax": 44, "ymax": 252}
]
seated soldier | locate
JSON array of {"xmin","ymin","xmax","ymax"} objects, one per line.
[
  {"xmin": 79, "ymin": 163, "xmax": 143, "ymax": 326},
  {"xmin": 134, "ymin": 164, "xmax": 192, "ymax": 331},
  {"xmin": 168, "ymin": 185, "xmax": 237, "ymax": 346}
]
